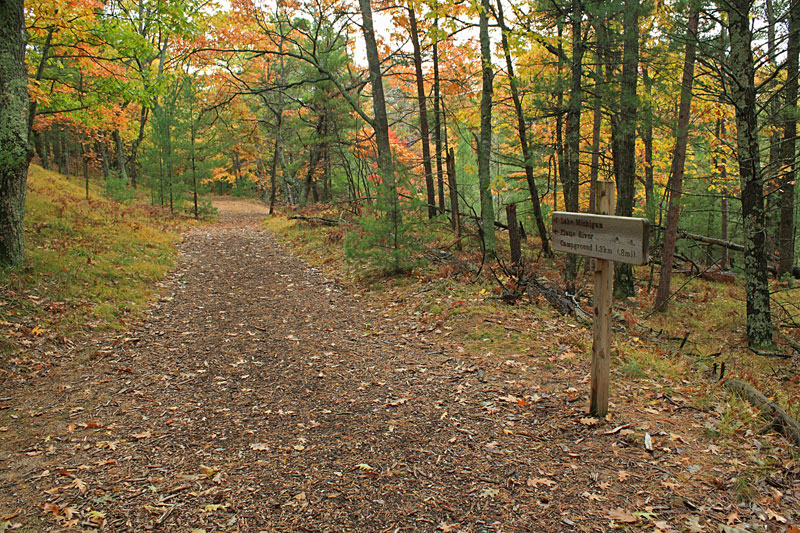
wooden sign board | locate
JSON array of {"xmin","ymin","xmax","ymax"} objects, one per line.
[{"xmin": 551, "ymin": 212, "xmax": 650, "ymax": 266}]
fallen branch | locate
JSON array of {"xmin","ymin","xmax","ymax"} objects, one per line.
[
  {"xmin": 289, "ymin": 215, "xmax": 342, "ymax": 226},
  {"xmin": 669, "ymin": 229, "xmax": 800, "ymax": 279},
  {"xmin": 525, "ymin": 278, "xmax": 591, "ymax": 323},
  {"xmin": 723, "ymin": 378, "xmax": 800, "ymax": 446},
  {"xmin": 747, "ymin": 346, "xmax": 795, "ymax": 359}
]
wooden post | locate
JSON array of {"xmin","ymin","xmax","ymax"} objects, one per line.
[
  {"xmin": 506, "ymin": 203, "xmax": 521, "ymax": 266},
  {"xmin": 591, "ymin": 181, "xmax": 615, "ymax": 417}
]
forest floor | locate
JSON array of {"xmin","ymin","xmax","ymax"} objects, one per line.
[{"xmin": 1, "ymin": 198, "xmax": 798, "ymax": 532}]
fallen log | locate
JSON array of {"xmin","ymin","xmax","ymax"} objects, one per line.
[
  {"xmin": 289, "ymin": 215, "xmax": 341, "ymax": 226},
  {"xmin": 723, "ymin": 378, "xmax": 800, "ymax": 446},
  {"xmin": 669, "ymin": 229, "xmax": 800, "ymax": 279},
  {"xmin": 677, "ymin": 229, "xmax": 744, "ymax": 252}
]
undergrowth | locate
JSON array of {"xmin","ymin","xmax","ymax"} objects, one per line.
[
  {"xmin": 265, "ymin": 208, "xmax": 800, "ymax": 449},
  {"xmin": 0, "ymin": 165, "xmax": 188, "ymax": 377}
]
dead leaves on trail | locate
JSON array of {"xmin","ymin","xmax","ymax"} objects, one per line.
[{"xmin": 4, "ymin": 202, "xmax": 800, "ymax": 531}]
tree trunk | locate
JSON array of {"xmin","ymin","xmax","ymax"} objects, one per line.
[
  {"xmin": 128, "ymin": 105, "xmax": 148, "ymax": 189},
  {"xmin": 727, "ymin": 0, "xmax": 773, "ymax": 346},
  {"xmin": 408, "ymin": 6, "xmax": 436, "ymax": 219},
  {"xmin": 358, "ymin": 0, "xmax": 398, "ymax": 224},
  {"xmin": 612, "ymin": 0, "xmax": 639, "ymax": 299},
  {"xmin": 563, "ymin": 0, "xmax": 584, "ymax": 286},
  {"xmin": 0, "ymin": 0, "xmax": 30, "ymax": 266},
  {"xmin": 33, "ymin": 130, "xmax": 48, "ymax": 169},
  {"xmin": 81, "ymin": 140, "xmax": 89, "ymax": 200},
  {"xmin": 589, "ymin": 54, "xmax": 603, "ymax": 214},
  {"xmin": 555, "ymin": 23, "xmax": 567, "ymax": 215},
  {"xmin": 96, "ymin": 139, "xmax": 110, "ymax": 179},
  {"xmin": 779, "ymin": 0, "xmax": 799, "ymax": 277},
  {"xmin": 478, "ymin": 0, "xmax": 495, "ymax": 254},
  {"xmin": 190, "ymin": 99, "xmax": 198, "ymax": 219},
  {"xmin": 713, "ymin": 118, "xmax": 730, "ymax": 269},
  {"xmin": 494, "ymin": 0, "xmax": 552, "ymax": 257},
  {"xmin": 59, "ymin": 130, "xmax": 69, "ymax": 175},
  {"xmin": 447, "ymin": 148, "xmax": 462, "ymax": 249},
  {"xmin": 506, "ymin": 203, "xmax": 521, "ymax": 266},
  {"xmin": 113, "ymin": 129, "xmax": 129, "ymax": 184},
  {"xmin": 642, "ymin": 64, "xmax": 655, "ymax": 223},
  {"xmin": 654, "ymin": 10, "xmax": 699, "ymax": 311},
  {"xmin": 269, "ymin": 112, "xmax": 283, "ymax": 215},
  {"xmin": 433, "ymin": 18, "xmax": 446, "ymax": 215}
]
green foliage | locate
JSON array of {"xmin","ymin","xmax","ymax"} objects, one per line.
[
  {"xmin": 345, "ymin": 192, "xmax": 429, "ymax": 275},
  {"xmin": 103, "ymin": 172, "xmax": 136, "ymax": 203},
  {"xmin": 231, "ymin": 177, "xmax": 258, "ymax": 197}
]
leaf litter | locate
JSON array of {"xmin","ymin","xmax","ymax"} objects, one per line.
[{"xmin": 0, "ymin": 199, "xmax": 798, "ymax": 530}]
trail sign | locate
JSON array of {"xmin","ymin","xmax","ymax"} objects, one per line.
[
  {"xmin": 551, "ymin": 183, "xmax": 650, "ymax": 418},
  {"xmin": 551, "ymin": 212, "xmax": 650, "ymax": 265}
]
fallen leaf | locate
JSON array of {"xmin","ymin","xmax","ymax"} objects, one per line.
[
  {"xmin": 527, "ymin": 477, "xmax": 556, "ymax": 488},
  {"xmin": 71, "ymin": 477, "xmax": 87, "ymax": 494},
  {"xmin": 608, "ymin": 508, "xmax": 636, "ymax": 523},
  {"xmin": 387, "ymin": 398, "xmax": 409, "ymax": 406},
  {"xmin": 131, "ymin": 430, "xmax": 151, "ymax": 440},
  {"xmin": 685, "ymin": 516, "xmax": 704, "ymax": 532},
  {"xmin": 498, "ymin": 395, "xmax": 519, "ymax": 403},
  {"xmin": 579, "ymin": 417, "xmax": 600, "ymax": 426},
  {"xmin": 249, "ymin": 442, "xmax": 269, "ymax": 451},
  {"xmin": 479, "ymin": 487, "xmax": 499, "ymax": 498},
  {"xmin": 202, "ymin": 503, "xmax": 228, "ymax": 513},
  {"xmin": 199, "ymin": 465, "xmax": 218, "ymax": 477},
  {"xmin": 766, "ymin": 509, "xmax": 786, "ymax": 523}
]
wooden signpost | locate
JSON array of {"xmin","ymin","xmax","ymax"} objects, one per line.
[{"xmin": 551, "ymin": 181, "xmax": 650, "ymax": 417}]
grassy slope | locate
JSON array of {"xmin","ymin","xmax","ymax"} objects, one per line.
[{"xmin": 0, "ymin": 165, "xmax": 183, "ymax": 378}]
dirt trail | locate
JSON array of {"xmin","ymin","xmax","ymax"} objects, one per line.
[{"xmin": 0, "ymin": 200, "xmax": 793, "ymax": 531}]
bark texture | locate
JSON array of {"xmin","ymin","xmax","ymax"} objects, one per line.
[
  {"xmin": 727, "ymin": 0, "xmax": 773, "ymax": 346},
  {"xmin": 0, "ymin": 0, "xmax": 30, "ymax": 266},
  {"xmin": 358, "ymin": 0, "xmax": 398, "ymax": 222},
  {"xmin": 478, "ymin": 0, "xmax": 495, "ymax": 253},
  {"xmin": 654, "ymin": 10, "xmax": 699, "ymax": 311},
  {"xmin": 612, "ymin": 0, "xmax": 639, "ymax": 298},
  {"xmin": 779, "ymin": 0, "xmax": 799, "ymax": 277},
  {"xmin": 408, "ymin": 7, "xmax": 436, "ymax": 219}
]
